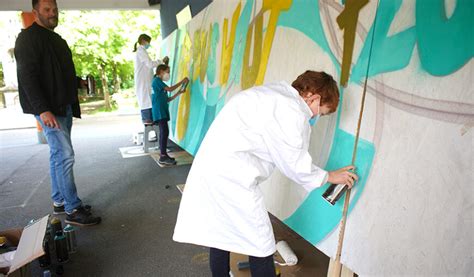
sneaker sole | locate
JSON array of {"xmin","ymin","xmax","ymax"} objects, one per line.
[
  {"xmin": 64, "ymin": 218, "xmax": 101, "ymax": 226},
  {"xmin": 158, "ymin": 162, "xmax": 177, "ymax": 166}
]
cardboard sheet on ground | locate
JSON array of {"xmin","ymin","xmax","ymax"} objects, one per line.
[
  {"xmin": 119, "ymin": 145, "xmax": 182, "ymax": 159},
  {"xmin": 7, "ymin": 215, "xmax": 48, "ymax": 274},
  {"xmin": 150, "ymin": 151, "xmax": 193, "ymax": 167},
  {"xmin": 119, "ymin": 146, "xmax": 153, "ymax": 158}
]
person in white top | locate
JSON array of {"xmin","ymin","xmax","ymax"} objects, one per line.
[
  {"xmin": 173, "ymin": 70, "xmax": 359, "ymax": 276},
  {"xmin": 133, "ymin": 34, "xmax": 168, "ymax": 124}
]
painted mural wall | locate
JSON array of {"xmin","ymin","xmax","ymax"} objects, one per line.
[{"xmin": 161, "ymin": 0, "xmax": 473, "ymax": 275}]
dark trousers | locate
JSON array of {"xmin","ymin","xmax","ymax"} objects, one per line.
[
  {"xmin": 209, "ymin": 248, "xmax": 276, "ymax": 277},
  {"xmin": 156, "ymin": 119, "xmax": 169, "ymax": 155}
]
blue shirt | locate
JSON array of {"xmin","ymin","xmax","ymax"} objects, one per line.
[{"xmin": 151, "ymin": 77, "xmax": 170, "ymax": 121}]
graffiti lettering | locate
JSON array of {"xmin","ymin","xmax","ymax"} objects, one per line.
[
  {"xmin": 241, "ymin": 13, "xmax": 263, "ymax": 89},
  {"xmin": 241, "ymin": 0, "xmax": 292, "ymax": 89},
  {"xmin": 416, "ymin": 0, "xmax": 473, "ymax": 75},
  {"xmin": 175, "ymin": 32, "xmax": 192, "ymax": 141},
  {"xmin": 336, "ymin": 0, "xmax": 368, "ymax": 87},
  {"xmin": 220, "ymin": 2, "xmax": 242, "ymax": 85},
  {"xmin": 351, "ymin": 0, "xmax": 472, "ymax": 83}
]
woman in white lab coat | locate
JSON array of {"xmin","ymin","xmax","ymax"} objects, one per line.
[
  {"xmin": 133, "ymin": 34, "xmax": 168, "ymax": 124},
  {"xmin": 173, "ymin": 71, "xmax": 358, "ymax": 276}
]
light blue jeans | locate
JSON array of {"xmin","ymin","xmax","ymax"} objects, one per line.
[{"xmin": 35, "ymin": 105, "xmax": 82, "ymax": 213}]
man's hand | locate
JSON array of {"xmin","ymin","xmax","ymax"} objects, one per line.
[
  {"xmin": 327, "ymin": 165, "xmax": 358, "ymax": 189},
  {"xmin": 182, "ymin": 77, "xmax": 189, "ymax": 84},
  {"xmin": 40, "ymin": 111, "xmax": 60, "ymax": 129}
]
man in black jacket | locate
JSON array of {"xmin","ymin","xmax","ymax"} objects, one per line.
[{"xmin": 15, "ymin": 0, "xmax": 101, "ymax": 226}]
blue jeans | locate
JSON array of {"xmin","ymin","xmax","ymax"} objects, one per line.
[
  {"xmin": 140, "ymin": 108, "xmax": 153, "ymax": 124},
  {"xmin": 35, "ymin": 106, "xmax": 82, "ymax": 213}
]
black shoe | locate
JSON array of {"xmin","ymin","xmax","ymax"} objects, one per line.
[
  {"xmin": 54, "ymin": 204, "xmax": 91, "ymax": 215},
  {"xmin": 166, "ymin": 154, "xmax": 175, "ymax": 161},
  {"xmin": 53, "ymin": 204, "xmax": 66, "ymax": 215},
  {"xmin": 64, "ymin": 207, "xmax": 100, "ymax": 226},
  {"xmin": 158, "ymin": 155, "xmax": 177, "ymax": 166}
]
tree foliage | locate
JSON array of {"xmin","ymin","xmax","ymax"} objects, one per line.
[{"xmin": 55, "ymin": 10, "xmax": 161, "ymax": 109}]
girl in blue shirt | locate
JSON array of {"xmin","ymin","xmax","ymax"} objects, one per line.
[{"xmin": 152, "ymin": 64, "xmax": 189, "ymax": 166}]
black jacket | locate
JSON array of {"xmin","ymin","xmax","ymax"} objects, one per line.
[{"xmin": 14, "ymin": 22, "xmax": 81, "ymax": 118}]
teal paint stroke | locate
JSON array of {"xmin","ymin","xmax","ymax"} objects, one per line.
[
  {"xmin": 174, "ymin": 80, "xmax": 226, "ymax": 155},
  {"xmin": 206, "ymin": 23, "xmax": 220, "ymax": 84},
  {"xmin": 416, "ymin": 0, "xmax": 473, "ymax": 76},
  {"xmin": 277, "ymin": 0, "xmax": 339, "ymax": 73},
  {"xmin": 284, "ymin": 129, "xmax": 375, "ymax": 244},
  {"xmin": 181, "ymin": 81, "xmax": 207, "ymax": 154},
  {"xmin": 204, "ymin": 84, "xmax": 221, "ymax": 107},
  {"xmin": 196, "ymin": 104, "xmax": 218, "ymax": 151},
  {"xmin": 350, "ymin": 0, "xmax": 416, "ymax": 83}
]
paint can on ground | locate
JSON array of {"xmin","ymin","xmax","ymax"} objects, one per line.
[
  {"xmin": 38, "ymin": 233, "xmax": 51, "ymax": 267},
  {"xmin": 63, "ymin": 224, "xmax": 77, "ymax": 253},
  {"xmin": 50, "ymin": 217, "xmax": 62, "ymax": 238},
  {"xmin": 54, "ymin": 230, "xmax": 69, "ymax": 263}
]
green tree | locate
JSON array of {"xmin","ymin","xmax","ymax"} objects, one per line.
[{"xmin": 56, "ymin": 10, "xmax": 161, "ymax": 110}]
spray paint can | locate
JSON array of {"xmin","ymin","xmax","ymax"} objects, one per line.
[
  {"xmin": 63, "ymin": 224, "xmax": 77, "ymax": 253},
  {"xmin": 54, "ymin": 230, "xmax": 69, "ymax": 263},
  {"xmin": 38, "ymin": 233, "xmax": 51, "ymax": 267},
  {"xmin": 50, "ymin": 217, "xmax": 62, "ymax": 238},
  {"xmin": 322, "ymin": 183, "xmax": 348, "ymax": 205}
]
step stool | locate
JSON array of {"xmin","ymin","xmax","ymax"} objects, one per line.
[{"xmin": 143, "ymin": 124, "xmax": 160, "ymax": 153}]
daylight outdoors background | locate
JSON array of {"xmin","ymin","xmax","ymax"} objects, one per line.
[{"xmin": 0, "ymin": 10, "xmax": 161, "ymax": 116}]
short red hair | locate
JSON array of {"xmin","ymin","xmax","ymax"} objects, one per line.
[{"xmin": 291, "ymin": 71, "xmax": 339, "ymax": 113}]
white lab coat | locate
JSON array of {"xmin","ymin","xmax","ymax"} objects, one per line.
[
  {"xmin": 173, "ymin": 81, "xmax": 328, "ymax": 257},
  {"xmin": 134, "ymin": 45, "xmax": 162, "ymax": 110}
]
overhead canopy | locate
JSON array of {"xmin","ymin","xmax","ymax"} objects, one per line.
[
  {"xmin": 0, "ymin": 0, "xmax": 159, "ymax": 11},
  {"xmin": 0, "ymin": 0, "xmax": 212, "ymax": 39}
]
